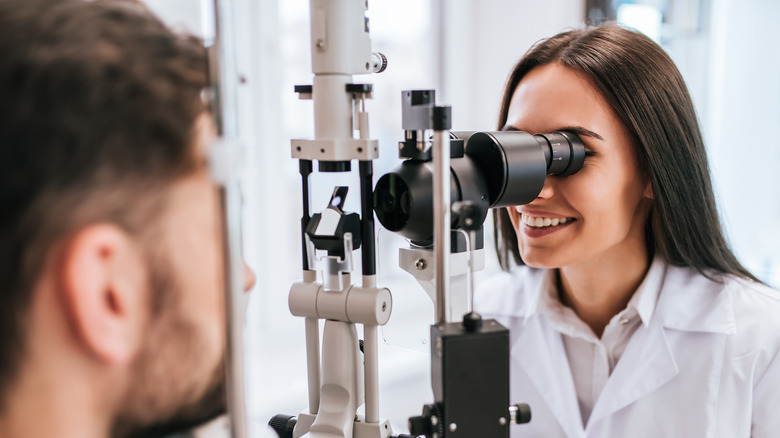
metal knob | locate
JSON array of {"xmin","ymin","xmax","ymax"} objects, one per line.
[{"xmin": 371, "ymin": 52, "xmax": 388, "ymax": 73}]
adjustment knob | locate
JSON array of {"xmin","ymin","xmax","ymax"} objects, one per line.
[
  {"xmin": 371, "ymin": 52, "xmax": 388, "ymax": 73},
  {"xmin": 462, "ymin": 311, "xmax": 483, "ymax": 332},
  {"xmin": 509, "ymin": 403, "xmax": 532, "ymax": 424},
  {"xmin": 408, "ymin": 403, "xmax": 443, "ymax": 438},
  {"xmin": 408, "ymin": 415, "xmax": 431, "ymax": 437},
  {"xmin": 269, "ymin": 414, "xmax": 297, "ymax": 438}
]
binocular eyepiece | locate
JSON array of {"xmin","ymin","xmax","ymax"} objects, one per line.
[{"xmin": 373, "ymin": 130, "xmax": 585, "ymax": 244}]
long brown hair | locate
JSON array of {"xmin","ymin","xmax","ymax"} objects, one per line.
[{"xmin": 493, "ymin": 25, "xmax": 758, "ymax": 282}]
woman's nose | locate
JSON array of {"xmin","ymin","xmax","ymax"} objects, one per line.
[{"xmin": 536, "ymin": 176, "xmax": 556, "ymax": 200}]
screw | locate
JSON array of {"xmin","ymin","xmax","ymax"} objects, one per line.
[
  {"xmin": 449, "ymin": 423, "xmax": 457, "ymax": 432},
  {"xmin": 499, "ymin": 417, "xmax": 507, "ymax": 425},
  {"xmin": 316, "ymin": 39, "xmax": 325, "ymax": 49},
  {"xmin": 415, "ymin": 259, "xmax": 427, "ymax": 270}
]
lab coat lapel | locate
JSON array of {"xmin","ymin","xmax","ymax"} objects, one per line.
[
  {"xmin": 514, "ymin": 315, "xmax": 585, "ymax": 438},
  {"xmin": 586, "ymin": 321, "xmax": 679, "ymax": 427}
]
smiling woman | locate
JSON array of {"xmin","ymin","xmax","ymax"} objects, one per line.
[{"xmin": 475, "ymin": 25, "xmax": 780, "ymax": 438}]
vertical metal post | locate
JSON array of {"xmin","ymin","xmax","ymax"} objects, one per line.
[
  {"xmin": 209, "ymin": 1, "xmax": 247, "ymax": 437},
  {"xmin": 304, "ymin": 314, "xmax": 321, "ymax": 414},
  {"xmin": 217, "ymin": 182, "xmax": 249, "ymax": 438},
  {"xmin": 432, "ymin": 106, "xmax": 452, "ymax": 325}
]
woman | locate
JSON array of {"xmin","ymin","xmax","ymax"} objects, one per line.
[{"xmin": 475, "ymin": 25, "xmax": 780, "ymax": 437}]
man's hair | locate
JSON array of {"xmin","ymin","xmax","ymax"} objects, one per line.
[
  {"xmin": 492, "ymin": 25, "xmax": 757, "ymax": 283},
  {"xmin": 0, "ymin": 0, "xmax": 208, "ymax": 403}
]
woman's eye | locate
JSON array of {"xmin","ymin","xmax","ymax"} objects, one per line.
[{"xmin": 585, "ymin": 150, "xmax": 596, "ymax": 158}]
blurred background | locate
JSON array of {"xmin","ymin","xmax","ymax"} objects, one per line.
[{"xmin": 144, "ymin": 0, "xmax": 780, "ymax": 436}]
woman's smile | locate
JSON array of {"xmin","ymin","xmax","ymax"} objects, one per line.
[{"xmin": 516, "ymin": 207, "xmax": 578, "ymax": 238}]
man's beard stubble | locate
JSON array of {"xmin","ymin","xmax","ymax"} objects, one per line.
[{"xmin": 110, "ymin": 261, "xmax": 228, "ymax": 438}]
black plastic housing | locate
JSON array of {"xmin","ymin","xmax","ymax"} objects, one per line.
[{"xmin": 429, "ymin": 319, "xmax": 510, "ymax": 438}]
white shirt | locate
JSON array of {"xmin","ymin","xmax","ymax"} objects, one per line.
[
  {"xmin": 475, "ymin": 257, "xmax": 780, "ymax": 438},
  {"xmin": 534, "ymin": 261, "xmax": 665, "ymax": 425}
]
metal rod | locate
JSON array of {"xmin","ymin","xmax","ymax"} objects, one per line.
[
  {"xmin": 469, "ymin": 229, "xmax": 476, "ymax": 313},
  {"xmin": 433, "ymin": 130, "xmax": 451, "ymax": 325},
  {"xmin": 364, "ymin": 323, "xmax": 379, "ymax": 423},
  {"xmin": 210, "ymin": 0, "xmax": 248, "ymax": 436},
  {"xmin": 300, "ymin": 160, "xmax": 313, "ymax": 270},
  {"xmin": 359, "ymin": 161, "xmax": 376, "ymax": 276},
  {"xmin": 304, "ymin": 314, "xmax": 321, "ymax": 414},
  {"xmin": 218, "ymin": 184, "xmax": 249, "ymax": 438}
]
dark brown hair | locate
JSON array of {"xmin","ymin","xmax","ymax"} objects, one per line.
[
  {"xmin": 493, "ymin": 25, "xmax": 758, "ymax": 283},
  {"xmin": 0, "ymin": 0, "xmax": 208, "ymax": 404}
]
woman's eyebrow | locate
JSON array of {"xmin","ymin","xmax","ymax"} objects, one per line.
[{"xmin": 500, "ymin": 124, "xmax": 604, "ymax": 142}]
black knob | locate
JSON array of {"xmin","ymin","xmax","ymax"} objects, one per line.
[
  {"xmin": 512, "ymin": 403, "xmax": 532, "ymax": 424},
  {"xmin": 269, "ymin": 414, "xmax": 297, "ymax": 438},
  {"xmin": 452, "ymin": 200, "xmax": 485, "ymax": 231},
  {"xmin": 462, "ymin": 311, "xmax": 483, "ymax": 332},
  {"xmin": 408, "ymin": 414, "xmax": 431, "ymax": 436},
  {"xmin": 408, "ymin": 403, "xmax": 444, "ymax": 438}
]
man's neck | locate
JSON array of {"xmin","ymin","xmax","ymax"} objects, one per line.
[
  {"xmin": 0, "ymin": 366, "xmax": 112, "ymax": 438},
  {"xmin": 0, "ymin": 282, "xmax": 119, "ymax": 438}
]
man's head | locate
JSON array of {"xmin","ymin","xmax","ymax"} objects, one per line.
[{"xmin": 0, "ymin": 1, "xmax": 249, "ymax": 436}]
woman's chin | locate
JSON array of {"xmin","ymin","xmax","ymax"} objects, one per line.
[{"xmin": 520, "ymin": 255, "xmax": 560, "ymax": 269}]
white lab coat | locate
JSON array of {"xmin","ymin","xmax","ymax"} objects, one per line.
[{"xmin": 474, "ymin": 258, "xmax": 780, "ymax": 438}]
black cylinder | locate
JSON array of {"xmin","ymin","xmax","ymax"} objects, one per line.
[
  {"xmin": 465, "ymin": 131, "xmax": 548, "ymax": 208},
  {"xmin": 268, "ymin": 414, "xmax": 297, "ymax": 438},
  {"xmin": 319, "ymin": 160, "xmax": 351, "ymax": 172}
]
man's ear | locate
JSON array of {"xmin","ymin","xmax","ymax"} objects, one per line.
[{"xmin": 57, "ymin": 224, "xmax": 148, "ymax": 366}]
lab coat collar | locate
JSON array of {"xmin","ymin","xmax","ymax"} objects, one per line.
[
  {"xmin": 655, "ymin": 263, "xmax": 737, "ymax": 335},
  {"xmin": 586, "ymin": 260, "xmax": 737, "ymax": 427},
  {"xmin": 511, "ymin": 258, "xmax": 737, "ymax": 436},
  {"xmin": 634, "ymin": 255, "xmax": 665, "ymax": 326},
  {"xmin": 518, "ymin": 256, "xmax": 735, "ymax": 334},
  {"xmin": 531, "ymin": 255, "xmax": 667, "ymax": 337}
]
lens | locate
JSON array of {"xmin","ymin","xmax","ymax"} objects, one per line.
[{"xmin": 373, "ymin": 173, "xmax": 412, "ymax": 232}]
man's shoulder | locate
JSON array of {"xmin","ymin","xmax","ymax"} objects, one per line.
[{"xmin": 474, "ymin": 265, "xmax": 546, "ymax": 318}]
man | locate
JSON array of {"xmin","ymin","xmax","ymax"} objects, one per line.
[{"xmin": 0, "ymin": 0, "xmax": 255, "ymax": 437}]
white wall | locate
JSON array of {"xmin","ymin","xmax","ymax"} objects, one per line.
[
  {"xmin": 439, "ymin": 0, "xmax": 586, "ymax": 130},
  {"xmin": 705, "ymin": 0, "xmax": 780, "ymax": 284}
]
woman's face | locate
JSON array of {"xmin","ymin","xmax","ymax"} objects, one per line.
[{"xmin": 505, "ymin": 63, "xmax": 653, "ymax": 270}]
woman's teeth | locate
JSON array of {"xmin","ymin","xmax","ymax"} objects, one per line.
[{"xmin": 521, "ymin": 214, "xmax": 571, "ymax": 228}]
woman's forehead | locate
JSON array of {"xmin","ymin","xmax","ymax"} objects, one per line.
[{"xmin": 506, "ymin": 64, "xmax": 612, "ymax": 133}]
